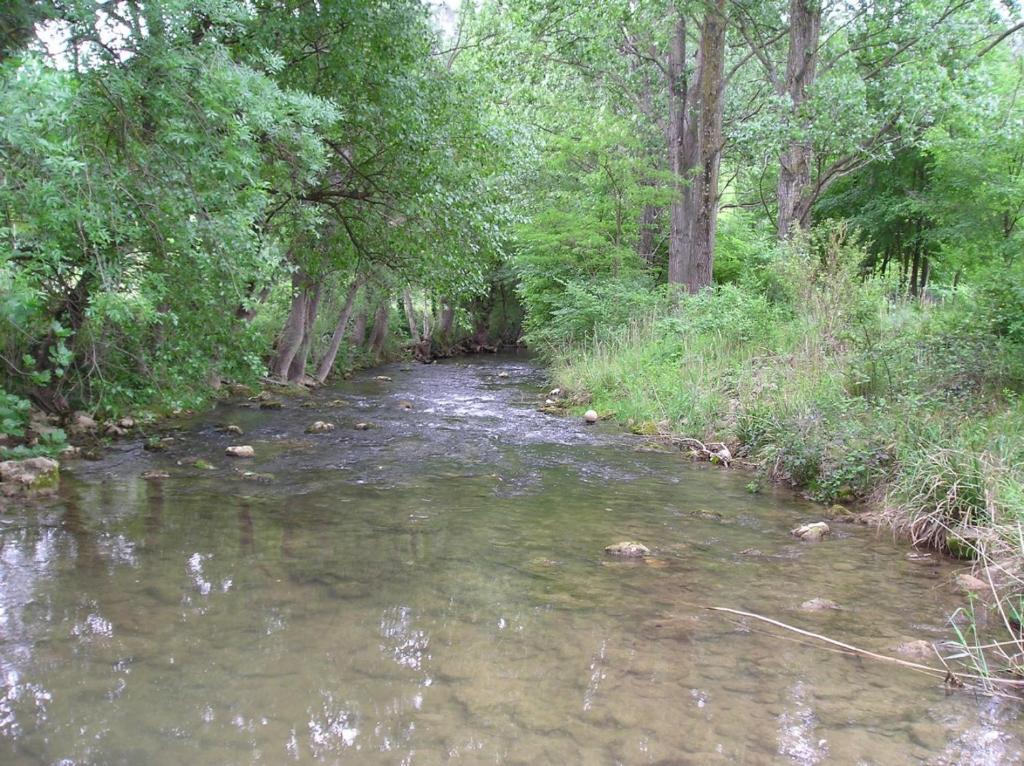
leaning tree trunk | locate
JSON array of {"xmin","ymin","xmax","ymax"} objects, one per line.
[
  {"xmin": 271, "ymin": 271, "xmax": 313, "ymax": 380},
  {"xmin": 666, "ymin": 3, "xmax": 727, "ymax": 292},
  {"xmin": 777, "ymin": 0, "xmax": 822, "ymax": 239},
  {"xmin": 287, "ymin": 282, "xmax": 322, "ymax": 383},
  {"xmin": 315, "ymin": 276, "xmax": 364, "ymax": 383}
]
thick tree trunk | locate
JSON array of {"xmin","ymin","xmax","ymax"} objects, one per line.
[
  {"xmin": 271, "ymin": 271, "xmax": 311, "ymax": 380},
  {"xmin": 777, "ymin": 0, "xmax": 822, "ymax": 239},
  {"xmin": 666, "ymin": 4, "xmax": 727, "ymax": 292},
  {"xmin": 287, "ymin": 281, "xmax": 322, "ymax": 383},
  {"xmin": 367, "ymin": 295, "xmax": 390, "ymax": 361},
  {"xmin": 315, "ymin": 276, "xmax": 364, "ymax": 383}
]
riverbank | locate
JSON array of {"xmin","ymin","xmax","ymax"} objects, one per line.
[{"xmin": 541, "ymin": 252, "xmax": 1024, "ymax": 689}]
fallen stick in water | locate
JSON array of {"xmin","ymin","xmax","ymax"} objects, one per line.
[{"xmin": 703, "ymin": 605, "xmax": 1024, "ymax": 696}]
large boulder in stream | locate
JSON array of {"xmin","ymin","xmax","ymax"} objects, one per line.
[
  {"xmin": 791, "ymin": 522, "xmax": 830, "ymax": 542},
  {"xmin": 225, "ymin": 445, "xmax": 255, "ymax": 458},
  {"xmin": 0, "ymin": 457, "xmax": 60, "ymax": 497},
  {"xmin": 604, "ymin": 541, "xmax": 651, "ymax": 558}
]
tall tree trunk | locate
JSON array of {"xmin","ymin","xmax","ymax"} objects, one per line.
[
  {"xmin": 403, "ymin": 288, "xmax": 421, "ymax": 345},
  {"xmin": 438, "ymin": 300, "xmax": 455, "ymax": 340},
  {"xmin": 909, "ymin": 246, "xmax": 920, "ymax": 297},
  {"xmin": 315, "ymin": 276, "xmax": 364, "ymax": 383},
  {"xmin": 350, "ymin": 310, "xmax": 367, "ymax": 347},
  {"xmin": 777, "ymin": 0, "xmax": 822, "ymax": 239},
  {"xmin": 638, "ymin": 199, "xmax": 660, "ymax": 266},
  {"xmin": 271, "ymin": 271, "xmax": 311, "ymax": 380},
  {"xmin": 287, "ymin": 281, "xmax": 322, "ymax": 382},
  {"xmin": 666, "ymin": 3, "xmax": 728, "ymax": 292},
  {"xmin": 367, "ymin": 295, "xmax": 390, "ymax": 361}
]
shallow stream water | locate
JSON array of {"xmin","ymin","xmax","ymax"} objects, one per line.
[{"xmin": 0, "ymin": 356, "xmax": 1020, "ymax": 764}]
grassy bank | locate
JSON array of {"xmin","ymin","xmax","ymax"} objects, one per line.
[{"xmin": 539, "ymin": 232, "xmax": 1024, "ymax": 687}]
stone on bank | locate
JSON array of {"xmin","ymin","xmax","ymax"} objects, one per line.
[{"xmin": 0, "ymin": 457, "xmax": 60, "ymax": 497}]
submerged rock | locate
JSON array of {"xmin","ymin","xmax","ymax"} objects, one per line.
[
  {"xmin": 375, "ymin": 375, "xmax": 393, "ymax": 382},
  {"xmin": 955, "ymin": 572, "xmax": 989, "ymax": 595},
  {"xmin": 895, "ymin": 639, "xmax": 934, "ymax": 660},
  {"xmin": 0, "ymin": 457, "xmax": 59, "ymax": 496},
  {"xmin": 238, "ymin": 470, "xmax": 274, "ymax": 483},
  {"xmin": 225, "ymin": 445, "xmax": 255, "ymax": 458},
  {"xmin": 396, "ymin": 400, "xmax": 414, "ymax": 410},
  {"xmin": 224, "ymin": 424, "xmax": 244, "ymax": 435},
  {"xmin": 604, "ymin": 541, "xmax": 651, "ymax": 558},
  {"xmin": 791, "ymin": 522, "xmax": 830, "ymax": 542},
  {"xmin": 496, "ymin": 371, "xmax": 510, "ymax": 379},
  {"xmin": 259, "ymin": 400, "xmax": 284, "ymax": 410},
  {"xmin": 800, "ymin": 598, "xmax": 840, "ymax": 611},
  {"xmin": 354, "ymin": 422, "xmax": 372, "ymax": 431},
  {"xmin": 142, "ymin": 470, "xmax": 171, "ymax": 480},
  {"xmin": 305, "ymin": 421, "xmax": 336, "ymax": 434},
  {"xmin": 584, "ymin": 409, "xmax": 598, "ymax": 424}
]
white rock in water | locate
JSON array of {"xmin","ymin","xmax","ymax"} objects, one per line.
[
  {"xmin": 497, "ymin": 371, "xmax": 510, "ymax": 378},
  {"xmin": 604, "ymin": 541, "xmax": 651, "ymax": 557},
  {"xmin": 225, "ymin": 445, "xmax": 255, "ymax": 458},
  {"xmin": 584, "ymin": 410, "xmax": 598, "ymax": 424},
  {"xmin": 791, "ymin": 522, "xmax": 830, "ymax": 542},
  {"xmin": 305, "ymin": 421, "xmax": 336, "ymax": 434}
]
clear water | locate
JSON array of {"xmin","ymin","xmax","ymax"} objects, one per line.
[{"xmin": 0, "ymin": 356, "xmax": 1020, "ymax": 764}]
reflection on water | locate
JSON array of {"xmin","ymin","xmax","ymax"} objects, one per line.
[{"xmin": 0, "ymin": 356, "xmax": 1020, "ymax": 764}]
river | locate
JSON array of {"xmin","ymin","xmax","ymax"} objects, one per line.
[{"xmin": 0, "ymin": 356, "xmax": 1019, "ymax": 764}]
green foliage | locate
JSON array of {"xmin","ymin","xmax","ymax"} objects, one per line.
[{"xmin": 0, "ymin": 388, "xmax": 30, "ymax": 438}]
